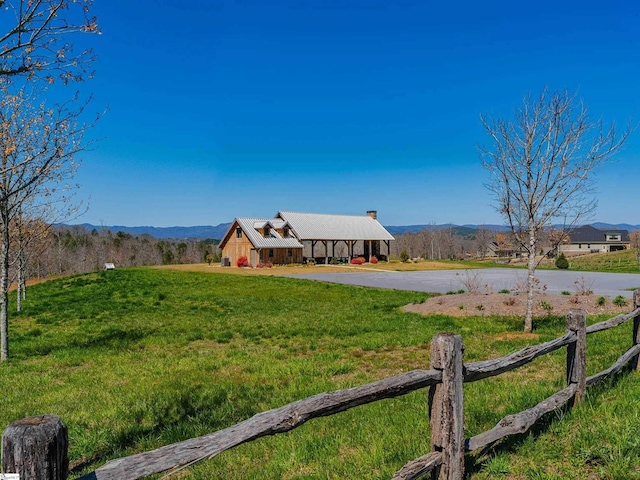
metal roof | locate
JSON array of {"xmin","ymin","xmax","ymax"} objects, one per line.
[
  {"xmin": 276, "ymin": 211, "xmax": 395, "ymax": 241},
  {"xmin": 235, "ymin": 217, "xmax": 304, "ymax": 249}
]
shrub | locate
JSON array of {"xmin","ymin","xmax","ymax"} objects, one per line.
[
  {"xmin": 574, "ymin": 276, "xmax": 594, "ymax": 296},
  {"xmin": 370, "ymin": 256, "xmax": 378, "ymax": 264},
  {"xmin": 351, "ymin": 257, "xmax": 366, "ymax": 265},
  {"xmin": 614, "ymin": 295, "xmax": 628, "ymax": 307},
  {"xmin": 596, "ymin": 296, "xmax": 606, "ymax": 306},
  {"xmin": 498, "ymin": 289, "xmax": 510, "ymax": 294},
  {"xmin": 400, "ymin": 249, "xmax": 409, "ymax": 263},
  {"xmin": 540, "ymin": 300, "xmax": 553, "ymax": 312},
  {"xmin": 236, "ymin": 256, "xmax": 249, "ymax": 268},
  {"xmin": 555, "ymin": 252, "xmax": 569, "ymax": 269}
]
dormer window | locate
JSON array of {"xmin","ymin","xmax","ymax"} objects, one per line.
[
  {"xmin": 236, "ymin": 227, "xmax": 242, "ymax": 239},
  {"xmin": 606, "ymin": 234, "xmax": 620, "ymax": 242},
  {"xmin": 283, "ymin": 227, "xmax": 289, "ymax": 238},
  {"xmin": 263, "ymin": 226, "xmax": 270, "ymax": 237}
]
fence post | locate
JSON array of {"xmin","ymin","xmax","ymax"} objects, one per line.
[
  {"xmin": 566, "ymin": 309, "xmax": 587, "ymax": 404},
  {"xmin": 633, "ymin": 290, "xmax": 640, "ymax": 371},
  {"xmin": 2, "ymin": 414, "xmax": 68, "ymax": 480},
  {"xmin": 429, "ymin": 333, "xmax": 464, "ymax": 480}
]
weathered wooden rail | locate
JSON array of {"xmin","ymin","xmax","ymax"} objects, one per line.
[{"xmin": 3, "ymin": 291, "xmax": 640, "ymax": 480}]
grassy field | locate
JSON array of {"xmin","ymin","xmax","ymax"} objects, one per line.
[
  {"xmin": 536, "ymin": 248, "xmax": 640, "ymax": 274},
  {"xmin": 1, "ymin": 268, "xmax": 638, "ymax": 479}
]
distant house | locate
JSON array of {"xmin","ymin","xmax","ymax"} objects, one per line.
[
  {"xmin": 558, "ymin": 225, "xmax": 630, "ymax": 255},
  {"xmin": 219, "ymin": 210, "xmax": 394, "ymax": 267}
]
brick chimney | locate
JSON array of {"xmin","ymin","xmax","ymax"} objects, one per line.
[{"xmin": 366, "ymin": 210, "xmax": 377, "ymax": 220}]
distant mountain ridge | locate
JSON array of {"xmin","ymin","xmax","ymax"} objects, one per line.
[
  {"xmin": 67, "ymin": 223, "xmax": 233, "ymax": 240},
  {"xmin": 64, "ymin": 221, "xmax": 640, "ymax": 240}
]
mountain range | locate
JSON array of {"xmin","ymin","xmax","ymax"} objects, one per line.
[{"xmin": 67, "ymin": 222, "xmax": 640, "ymax": 240}]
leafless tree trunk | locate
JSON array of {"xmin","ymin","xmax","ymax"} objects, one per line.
[
  {"xmin": 474, "ymin": 226, "xmax": 492, "ymax": 259},
  {"xmin": 630, "ymin": 230, "xmax": 640, "ymax": 269},
  {"xmin": 480, "ymin": 88, "xmax": 633, "ymax": 332}
]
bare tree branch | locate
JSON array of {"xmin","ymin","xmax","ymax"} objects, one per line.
[{"xmin": 479, "ymin": 89, "xmax": 634, "ymax": 331}]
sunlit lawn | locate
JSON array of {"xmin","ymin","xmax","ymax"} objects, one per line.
[{"xmin": 1, "ymin": 268, "xmax": 638, "ymax": 479}]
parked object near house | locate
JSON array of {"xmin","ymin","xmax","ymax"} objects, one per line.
[
  {"xmin": 219, "ymin": 211, "xmax": 394, "ymax": 267},
  {"xmin": 558, "ymin": 225, "xmax": 630, "ymax": 255},
  {"xmin": 104, "ymin": 263, "xmax": 115, "ymax": 270}
]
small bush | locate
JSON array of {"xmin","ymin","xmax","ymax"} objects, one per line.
[
  {"xmin": 555, "ymin": 252, "xmax": 569, "ymax": 269},
  {"xmin": 476, "ymin": 304, "xmax": 484, "ymax": 311},
  {"xmin": 498, "ymin": 289, "xmax": 510, "ymax": 294},
  {"xmin": 503, "ymin": 297, "xmax": 516, "ymax": 306},
  {"xmin": 370, "ymin": 256, "xmax": 378, "ymax": 264},
  {"xmin": 351, "ymin": 257, "xmax": 366, "ymax": 265},
  {"xmin": 400, "ymin": 249, "xmax": 409, "ymax": 263},
  {"xmin": 561, "ymin": 290, "xmax": 572, "ymax": 296},
  {"xmin": 614, "ymin": 295, "xmax": 628, "ymax": 307},
  {"xmin": 236, "ymin": 256, "xmax": 249, "ymax": 268},
  {"xmin": 596, "ymin": 296, "xmax": 606, "ymax": 306},
  {"xmin": 540, "ymin": 300, "xmax": 553, "ymax": 312},
  {"xmin": 574, "ymin": 276, "xmax": 594, "ymax": 296}
]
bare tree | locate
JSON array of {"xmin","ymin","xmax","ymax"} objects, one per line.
[
  {"xmin": 630, "ymin": 230, "xmax": 640, "ymax": 269},
  {"xmin": 0, "ymin": 0, "xmax": 98, "ymax": 83},
  {"xmin": 474, "ymin": 226, "xmax": 492, "ymax": 259},
  {"xmin": 0, "ymin": 87, "xmax": 92, "ymax": 361},
  {"xmin": 480, "ymin": 89, "xmax": 633, "ymax": 332}
]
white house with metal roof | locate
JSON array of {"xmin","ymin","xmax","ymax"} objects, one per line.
[{"xmin": 219, "ymin": 211, "xmax": 394, "ymax": 267}]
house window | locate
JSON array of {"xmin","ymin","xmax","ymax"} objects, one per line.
[
  {"xmin": 606, "ymin": 234, "xmax": 620, "ymax": 241},
  {"xmin": 264, "ymin": 226, "xmax": 270, "ymax": 238},
  {"xmin": 269, "ymin": 249, "xmax": 274, "ymax": 257},
  {"xmin": 578, "ymin": 244, "xmax": 582, "ymax": 249},
  {"xmin": 287, "ymin": 248, "xmax": 292, "ymax": 256},
  {"xmin": 283, "ymin": 227, "xmax": 289, "ymax": 238},
  {"xmin": 236, "ymin": 227, "xmax": 242, "ymax": 239},
  {"xmin": 587, "ymin": 244, "xmax": 591, "ymax": 249}
]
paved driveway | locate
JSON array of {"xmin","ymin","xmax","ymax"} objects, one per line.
[{"xmin": 289, "ymin": 268, "xmax": 640, "ymax": 298}]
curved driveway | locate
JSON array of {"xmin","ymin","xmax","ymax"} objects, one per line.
[{"xmin": 289, "ymin": 268, "xmax": 640, "ymax": 298}]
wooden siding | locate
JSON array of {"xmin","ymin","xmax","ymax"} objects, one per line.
[
  {"xmin": 221, "ymin": 222, "xmax": 303, "ymax": 267},
  {"xmin": 221, "ymin": 223, "xmax": 254, "ymax": 267},
  {"xmin": 259, "ymin": 248, "xmax": 303, "ymax": 265}
]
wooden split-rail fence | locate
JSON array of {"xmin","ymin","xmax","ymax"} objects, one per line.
[{"xmin": 3, "ymin": 291, "xmax": 640, "ymax": 480}]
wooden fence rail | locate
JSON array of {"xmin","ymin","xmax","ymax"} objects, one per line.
[{"xmin": 3, "ymin": 291, "xmax": 640, "ymax": 480}]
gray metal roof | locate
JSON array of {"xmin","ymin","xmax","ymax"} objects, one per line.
[
  {"xmin": 276, "ymin": 211, "xmax": 395, "ymax": 241},
  {"xmin": 235, "ymin": 218, "xmax": 303, "ymax": 249}
]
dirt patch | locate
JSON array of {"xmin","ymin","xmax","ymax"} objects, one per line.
[{"xmin": 403, "ymin": 292, "xmax": 631, "ymax": 318}]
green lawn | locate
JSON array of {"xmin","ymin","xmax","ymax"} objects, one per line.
[
  {"xmin": 539, "ymin": 248, "xmax": 640, "ymax": 274},
  {"xmin": 1, "ymin": 268, "xmax": 638, "ymax": 479}
]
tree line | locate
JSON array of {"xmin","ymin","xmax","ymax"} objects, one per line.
[
  {"xmin": 20, "ymin": 225, "xmax": 219, "ymax": 281},
  {"xmin": 390, "ymin": 226, "xmax": 493, "ymax": 261}
]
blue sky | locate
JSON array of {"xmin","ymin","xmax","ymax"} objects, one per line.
[{"xmin": 71, "ymin": 0, "xmax": 639, "ymax": 227}]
